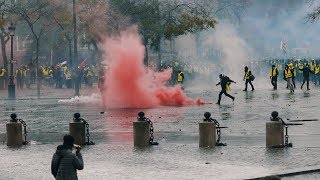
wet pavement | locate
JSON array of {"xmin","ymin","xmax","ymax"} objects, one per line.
[{"xmin": 0, "ymin": 83, "xmax": 320, "ymax": 179}]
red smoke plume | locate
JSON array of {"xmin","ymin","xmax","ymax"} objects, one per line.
[{"xmin": 100, "ymin": 27, "xmax": 205, "ymax": 108}]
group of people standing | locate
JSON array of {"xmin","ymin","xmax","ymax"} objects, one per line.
[
  {"xmin": 216, "ymin": 60, "xmax": 320, "ymax": 105},
  {"xmin": 0, "ymin": 63, "xmax": 97, "ymax": 91},
  {"xmin": 270, "ymin": 62, "xmax": 316, "ymax": 93}
]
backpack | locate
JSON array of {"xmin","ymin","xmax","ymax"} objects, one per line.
[{"xmin": 250, "ymin": 75, "xmax": 255, "ymax": 81}]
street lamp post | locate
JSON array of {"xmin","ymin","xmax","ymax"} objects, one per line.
[{"xmin": 8, "ymin": 23, "xmax": 15, "ymax": 100}]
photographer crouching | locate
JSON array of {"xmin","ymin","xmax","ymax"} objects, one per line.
[{"xmin": 51, "ymin": 135, "xmax": 84, "ymax": 179}]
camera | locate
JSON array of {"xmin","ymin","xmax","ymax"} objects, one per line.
[{"xmin": 73, "ymin": 144, "xmax": 81, "ymax": 150}]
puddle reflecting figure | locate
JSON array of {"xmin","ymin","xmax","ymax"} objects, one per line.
[
  {"xmin": 4, "ymin": 106, "xmax": 16, "ymax": 117},
  {"xmin": 285, "ymin": 92, "xmax": 296, "ymax": 102},
  {"xmin": 221, "ymin": 112, "xmax": 231, "ymax": 120},
  {"xmin": 244, "ymin": 92, "xmax": 255, "ymax": 103},
  {"xmin": 219, "ymin": 104, "xmax": 233, "ymax": 120},
  {"xmin": 302, "ymin": 91, "xmax": 310, "ymax": 98},
  {"xmin": 271, "ymin": 92, "xmax": 279, "ymax": 100},
  {"xmin": 219, "ymin": 104, "xmax": 233, "ymax": 110}
]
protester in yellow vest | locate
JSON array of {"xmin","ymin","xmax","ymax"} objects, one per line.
[
  {"xmin": 43, "ymin": 67, "xmax": 49, "ymax": 77},
  {"xmin": 288, "ymin": 63, "xmax": 296, "ymax": 89},
  {"xmin": 310, "ymin": 61, "xmax": 316, "ymax": 84},
  {"xmin": 16, "ymin": 68, "xmax": 24, "ymax": 89},
  {"xmin": 84, "ymin": 67, "xmax": 94, "ymax": 87},
  {"xmin": 284, "ymin": 65, "xmax": 294, "ymax": 93},
  {"xmin": 315, "ymin": 64, "xmax": 320, "ymax": 85},
  {"xmin": 62, "ymin": 65, "xmax": 67, "ymax": 74},
  {"xmin": 65, "ymin": 69, "xmax": 72, "ymax": 88},
  {"xmin": 0, "ymin": 67, "xmax": 6, "ymax": 90},
  {"xmin": 270, "ymin": 65, "xmax": 278, "ymax": 90},
  {"xmin": 48, "ymin": 68, "xmax": 53, "ymax": 77},
  {"xmin": 243, "ymin": 66, "xmax": 254, "ymax": 91},
  {"xmin": 87, "ymin": 68, "xmax": 94, "ymax": 77},
  {"xmin": 177, "ymin": 70, "xmax": 184, "ymax": 84}
]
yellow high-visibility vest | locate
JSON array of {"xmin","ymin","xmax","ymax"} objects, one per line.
[
  {"xmin": 309, "ymin": 63, "xmax": 315, "ymax": 71},
  {"xmin": 48, "ymin": 69, "xmax": 53, "ymax": 77},
  {"xmin": 178, "ymin": 72, "xmax": 183, "ymax": 82},
  {"xmin": 65, "ymin": 71, "xmax": 71, "ymax": 79},
  {"xmin": 289, "ymin": 64, "xmax": 296, "ymax": 76},
  {"xmin": 43, "ymin": 69, "xmax": 49, "ymax": 76},
  {"xmin": 270, "ymin": 68, "xmax": 277, "ymax": 77},
  {"xmin": 244, "ymin": 69, "xmax": 251, "ymax": 80},
  {"xmin": 0, "ymin": 68, "xmax": 5, "ymax": 76},
  {"xmin": 87, "ymin": 69, "xmax": 94, "ymax": 76},
  {"xmin": 62, "ymin": 66, "xmax": 67, "ymax": 73},
  {"xmin": 315, "ymin": 66, "xmax": 320, "ymax": 74},
  {"xmin": 285, "ymin": 69, "xmax": 293, "ymax": 78}
]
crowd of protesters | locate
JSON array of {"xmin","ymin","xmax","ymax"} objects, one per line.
[
  {"xmin": 1, "ymin": 57, "xmax": 320, "ymax": 92},
  {"xmin": 0, "ymin": 62, "xmax": 98, "ymax": 90}
]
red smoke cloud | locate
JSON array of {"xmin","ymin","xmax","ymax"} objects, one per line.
[{"xmin": 100, "ymin": 27, "xmax": 205, "ymax": 108}]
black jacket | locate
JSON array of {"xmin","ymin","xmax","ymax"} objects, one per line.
[
  {"xmin": 51, "ymin": 145, "xmax": 84, "ymax": 180},
  {"xmin": 217, "ymin": 76, "xmax": 234, "ymax": 90},
  {"xmin": 299, "ymin": 67, "xmax": 314, "ymax": 78}
]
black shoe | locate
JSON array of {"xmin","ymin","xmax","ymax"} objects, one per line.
[
  {"xmin": 216, "ymin": 102, "xmax": 220, "ymax": 105},
  {"xmin": 307, "ymin": 88, "xmax": 310, "ymax": 90},
  {"xmin": 232, "ymin": 97, "xmax": 235, "ymax": 102},
  {"xmin": 243, "ymin": 89, "xmax": 247, "ymax": 91},
  {"xmin": 301, "ymin": 86, "xmax": 303, "ymax": 90},
  {"xmin": 252, "ymin": 89, "xmax": 255, "ymax": 91}
]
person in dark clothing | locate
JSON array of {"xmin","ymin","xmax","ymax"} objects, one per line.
[
  {"xmin": 216, "ymin": 74, "xmax": 236, "ymax": 105},
  {"xmin": 51, "ymin": 135, "xmax": 84, "ymax": 180},
  {"xmin": 299, "ymin": 64, "xmax": 314, "ymax": 90},
  {"xmin": 73, "ymin": 67, "xmax": 84, "ymax": 96},
  {"xmin": 54, "ymin": 67, "xmax": 63, "ymax": 88}
]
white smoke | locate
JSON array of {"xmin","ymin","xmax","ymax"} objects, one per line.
[
  {"xmin": 203, "ymin": 23, "xmax": 253, "ymax": 86},
  {"xmin": 58, "ymin": 93, "xmax": 102, "ymax": 104}
]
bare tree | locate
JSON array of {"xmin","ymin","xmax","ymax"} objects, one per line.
[
  {"xmin": 305, "ymin": 0, "xmax": 320, "ymax": 22},
  {"xmin": 0, "ymin": 14, "xmax": 10, "ymax": 72},
  {"xmin": 53, "ymin": 6, "xmax": 74, "ymax": 67},
  {"xmin": 7, "ymin": 0, "xmax": 59, "ymax": 98}
]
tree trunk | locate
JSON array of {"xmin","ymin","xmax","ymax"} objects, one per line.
[
  {"xmin": 157, "ymin": 36, "xmax": 162, "ymax": 70},
  {"xmin": 195, "ymin": 32, "xmax": 201, "ymax": 58},
  {"xmin": 73, "ymin": 0, "xmax": 78, "ymax": 67},
  {"xmin": 68, "ymin": 39, "xmax": 72, "ymax": 67},
  {"xmin": 0, "ymin": 31, "xmax": 8, "ymax": 70},
  {"xmin": 36, "ymin": 39, "xmax": 40, "ymax": 98},
  {"xmin": 144, "ymin": 44, "xmax": 149, "ymax": 66},
  {"xmin": 73, "ymin": 0, "xmax": 79, "ymax": 97}
]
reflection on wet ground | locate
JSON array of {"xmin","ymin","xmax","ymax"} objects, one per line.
[{"xmin": 0, "ymin": 87, "xmax": 320, "ymax": 179}]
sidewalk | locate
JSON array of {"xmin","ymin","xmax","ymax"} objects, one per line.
[{"xmin": 0, "ymin": 84, "xmax": 100, "ymax": 100}]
